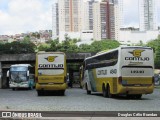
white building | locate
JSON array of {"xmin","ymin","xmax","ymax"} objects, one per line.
[
  {"xmin": 119, "ymin": 30, "xmax": 159, "ymax": 45},
  {"xmin": 58, "ymin": 0, "xmax": 83, "ymax": 33},
  {"xmin": 59, "ymin": 31, "xmax": 80, "ymax": 43},
  {"xmin": 93, "ymin": 1, "xmax": 101, "ymax": 40},
  {"xmin": 80, "ymin": 30, "xmax": 93, "ymax": 41},
  {"xmin": 139, "ymin": 0, "xmax": 158, "ymax": 31},
  {"xmin": 59, "ymin": 30, "xmax": 93, "ymax": 43},
  {"xmin": 52, "ymin": 3, "xmax": 59, "ymax": 40},
  {"xmin": 81, "ymin": 0, "xmax": 95, "ymax": 30},
  {"xmin": 93, "ymin": 0, "xmax": 119, "ymax": 40},
  {"xmin": 114, "ymin": 0, "xmax": 123, "ymax": 41},
  {"xmin": 117, "ymin": 0, "xmax": 124, "ymax": 28}
]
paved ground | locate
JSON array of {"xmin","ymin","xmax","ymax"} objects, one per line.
[{"xmin": 0, "ymin": 87, "xmax": 160, "ymax": 111}]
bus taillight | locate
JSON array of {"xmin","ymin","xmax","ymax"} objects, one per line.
[
  {"xmin": 118, "ymin": 76, "xmax": 122, "ymax": 84},
  {"xmin": 152, "ymin": 76, "xmax": 154, "ymax": 84},
  {"xmin": 35, "ymin": 77, "xmax": 38, "ymax": 83}
]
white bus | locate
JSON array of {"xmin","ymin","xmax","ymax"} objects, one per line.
[
  {"xmin": 7, "ymin": 64, "xmax": 35, "ymax": 90},
  {"xmin": 82, "ymin": 46, "xmax": 154, "ymax": 99}
]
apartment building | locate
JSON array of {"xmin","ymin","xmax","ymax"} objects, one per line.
[
  {"xmin": 93, "ymin": 0, "xmax": 117, "ymax": 40},
  {"xmin": 52, "ymin": 3, "xmax": 59, "ymax": 40},
  {"xmin": 58, "ymin": 0, "xmax": 82, "ymax": 32},
  {"xmin": 139, "ymin": 0, "xmax": 158, "ymax": 31}
]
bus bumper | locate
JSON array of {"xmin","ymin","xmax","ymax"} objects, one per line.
[
  {"xmin": 9, "ymin": 83, "xmax": 29, "ymax": 88},
  {"xmin": 118, "ymin": 85, "xmax": 154, "ymax": 95},
  {"xmin": 36, "ymin": 83, "xmax": 67, "ymax": 91}
]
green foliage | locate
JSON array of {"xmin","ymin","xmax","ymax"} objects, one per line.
[
  {"xmin": 79, "ymin": 44, "xmax": 93, "ymax": 52},
  {"xmin": 38, "ymin": 43, "xmax": 50, "ymax": 51},
  {"xmin": 0, "ymin": 40, "xmax": 36, "ymax": 54},
  {"xmin": 37, "ymin": 39, "xmax": 120, "ymax": 53},
  {"xmin": 147, "ymin": 38, "xmax": 160, "ymax": 68},
  {"xmin": 90, "ymin": 40, "xmax": 120, "ymax": 52}
]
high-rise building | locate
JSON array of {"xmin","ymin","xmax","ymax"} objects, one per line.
[
  {"xmin": 58, "ymin": 0, "xmax": 82, "ymax": 32},
  {"xmin": 139, "ymin": 0, "xmax": 158, "ymax": 31},
  {"xmin": 114, "ymin": 0, "xmax": 120, "ymax": 40},
  {"xmin": 81, "ymin": 0, "xmax": 95, "ymax": 30},
  {"xmin": 93, "ymin": 0, "xmax": 118, "ymax": 40},
  {"xmin": 52, "ymin": 3, "xmax": 59, "ymax": 40},
  {"xmin": 118, "ymin": 0, "xmax": 124, "ymax": 28}
]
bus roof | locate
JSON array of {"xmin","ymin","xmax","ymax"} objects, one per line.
[
  {"xmin": 37, "ymin": 51, "xmax": 65, "ymax": 55},
  {"xmin": 84, "ymin": 46, "xmax": 152, "ymax": 61},
  {"xmin": 10, "ymin": 64, "xmax": 32, "ymax": 67}
]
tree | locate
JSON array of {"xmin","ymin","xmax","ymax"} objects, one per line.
[
  {"xmin": 90, "ymin": 40, "xmax": 120, "ymax": 52},
  {"xmin": 38, "ymin": 43, "xmax": 50, "ymax": 51},
  {"xmin": 147, "ymin": 39, "xmax": 160, "ymax": 68}
]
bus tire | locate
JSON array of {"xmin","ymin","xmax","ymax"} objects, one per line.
[
  {"xmin": 28, "ymin": 86, "xmax": 33, "ymax": 90},
  {"xmin": 12, "ymin": 88, "xmax": 15, "ymax": 91},
  {"xmin": 86, "ymin": 84, "xmax": 91, "ymax": 95},
  {"xmin": 102, "ymin": 84, "xmax": 107, "ymax": 98},
  {"xmin": 135, "ymin": 94, "xmax": 142, "ymax": 99},
  {"xmin": 107, "ymin": 85, "xmax": 112, "ymax": 98},
  {"xmin": 37, "ymin": 90, "xmax": 44, "ymax": 96},
  {"xmin": 60, "ymin": 90, "xmax": 65, "ymax": 96}
]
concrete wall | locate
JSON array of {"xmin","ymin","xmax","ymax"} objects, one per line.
[{"xmin": 0, "ymin": 53, "xmax": 95, "ymax": 88}]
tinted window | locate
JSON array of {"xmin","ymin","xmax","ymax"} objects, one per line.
[{"xmin": 86, "ymin": 50, "xmax": 118, "ymax": 69}]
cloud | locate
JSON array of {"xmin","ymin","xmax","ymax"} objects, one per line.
[{"xmin": 0, "ymin": 0, "xmax": 53, "ymax": 35}]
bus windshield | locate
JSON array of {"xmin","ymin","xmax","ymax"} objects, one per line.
[
  {"xmin": 10, "ymin": 71, "xmax": 27, "ymax": 82},
  {"xmin": 10, "ymin": 66, "xmax": 28, "ymax": 71}
]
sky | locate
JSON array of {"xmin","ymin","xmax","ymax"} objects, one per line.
[{"xmin": 0, "ymin": 0, "xmax": 159, "ymax": 35}]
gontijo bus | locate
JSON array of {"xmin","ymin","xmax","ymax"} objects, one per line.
[
  {"xmin": 35, "ymin": 52, "xmax": 67, "ymax": 96},
  {"xmin": 82, "ymin": 46, "xmax": 154, "ymax": 99}
]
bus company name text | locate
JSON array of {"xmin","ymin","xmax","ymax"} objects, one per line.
[
  {"xmin": 125, "ymin": 57, "xmax": 150, "ymax": 61},
  {"xmin": 38, "ymin": 64, "xmax": 63, "ymax": 68}
]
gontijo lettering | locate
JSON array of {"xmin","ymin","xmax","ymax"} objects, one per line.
[
  {"xmin": 125, "ymin": 49, "xmax": 150, "ymax": 61},
  {"xmin": 39, "ymin": 64, "xmax": 63, "ymax": 68}
]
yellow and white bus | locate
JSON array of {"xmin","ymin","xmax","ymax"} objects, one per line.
[
  {"xmin": 35, "ymin": 52, "xmax": 67, "ymax": 96},
  {"xmin": 82, "ymin": 46, "xmax": 154, "ymax": 99}
]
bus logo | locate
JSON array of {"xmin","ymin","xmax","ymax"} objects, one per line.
[
  {"xmin": 45, "ymin": 56, "xmax": 57, "ymax": 62},
  {"xmin": 129, "ymin": 50, "xmax": 144, "ymax": 57}
]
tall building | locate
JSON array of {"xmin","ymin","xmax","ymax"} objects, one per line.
[
  {"xmin": 52, "ymin": 3, "xmax": 59, "ymax": 40},
  {"xmin": 114, "ymin": 0, "xmax": 121, "ymax": 40},
  {"xmin": 139, "ymin": 0, "xmax": 158, "ymax": 31},
  {"xmin": 118, "ymin": 0, "xmax": 124, "ymax": 28},
  {"xmin": 58, "ymin": 0, "xmax": 82, "ymax": 32},
  {"xmin": 93, "ymin": 0, "xmax": 117, "ymax": 40},
  {"xmin": 81, "ymin": 0, "xmax": 95, "ymax": 30}
]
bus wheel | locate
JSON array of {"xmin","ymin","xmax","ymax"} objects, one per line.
[
  {"xmin": 107, "ymin": 85, "xmax": 112, "ymax": 98},
  {"xmin": 28, "ymin": 86, "xmax": 33, "ymax": 90},
  {"xmin": 60, "ymin": 90, "xmax": 65, "ymax": 96},
  {"xmin": 135, "ymin": 94, "xmax": 142, "ymax": 99},
  {"xmin": 102, "ymin": 84, "xmax": 107, "ymax": 98},
  {"xmin": 12, "ymin": 88, "xmax": 15, "ymax": 91},
  {"xmin": 37, "ymin": 90, "xmax": 44, "ymax": 96},
  {"xmin": 86, "ymin": 84, "xmax": 91, "ymax": 95}
]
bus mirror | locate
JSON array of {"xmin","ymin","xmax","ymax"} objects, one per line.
[
  {"xmin": 7, "ymin": 70, "xmax": 9, "ymax": 77},
  {"xmin": 27, "ymin": 71, "xmax": 29, "ymax": 77}
]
